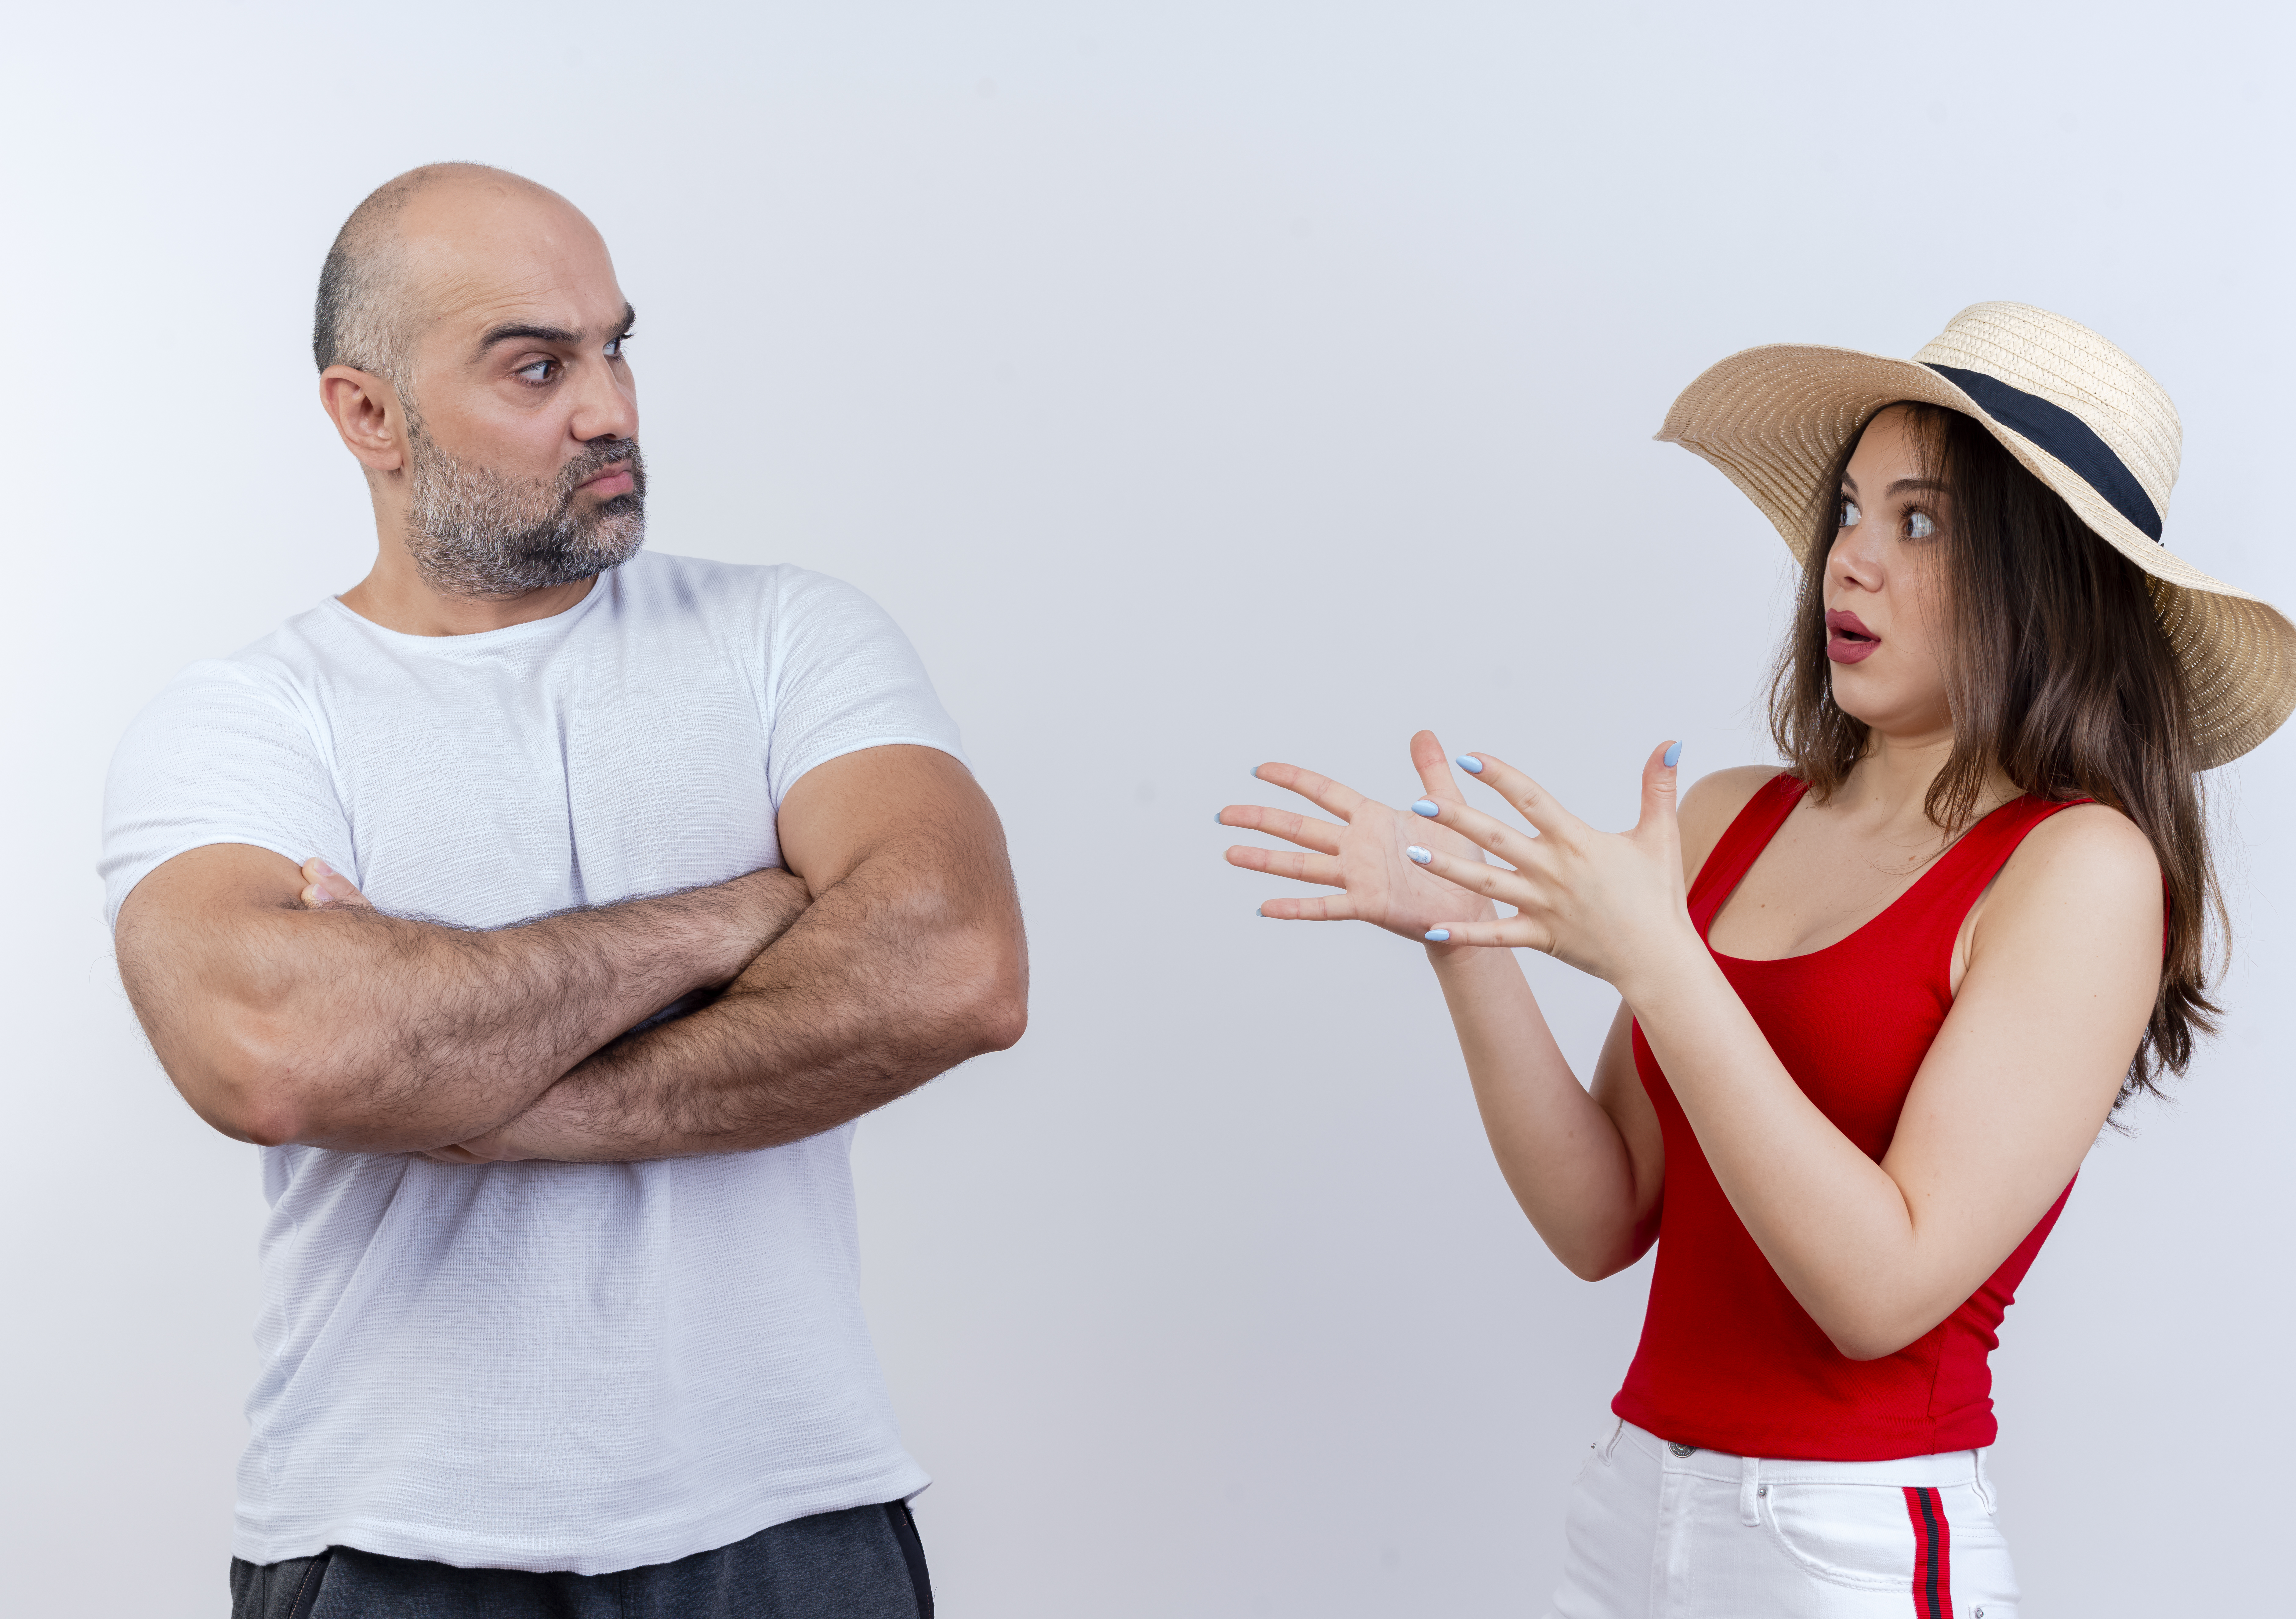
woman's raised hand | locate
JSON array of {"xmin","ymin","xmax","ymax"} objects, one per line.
[
  {"xmin": 1219, "ymin": 730, "xmax": 1497, "ymax": 943},
  {"xmin": 1402, "ymin": 740, "xmax": 1697, "ymax": 992}
]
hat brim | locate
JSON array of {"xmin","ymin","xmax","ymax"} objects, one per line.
[{"xmin": 1657, "ymin": 342, "xmax": 2296, "ymax": 770}]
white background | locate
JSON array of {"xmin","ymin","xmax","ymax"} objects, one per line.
[{"xmin": 6, "ymin": 4, "xmax": 2292, "ymax": 1614}]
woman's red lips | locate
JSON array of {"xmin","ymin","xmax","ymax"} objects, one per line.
[{"xmin": 1825, "ymin": 608, "xmax": 1881, "ymax": 665}]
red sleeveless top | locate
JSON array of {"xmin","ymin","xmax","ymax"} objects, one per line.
[{"xmin": 1612, "ymin": 773, "xmax": 2080, "ymax": 1460}]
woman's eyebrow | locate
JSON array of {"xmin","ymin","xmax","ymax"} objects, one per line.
[{"xmin": 1886, "ymin": 477, "xmax": 1950, "ymax": 497}]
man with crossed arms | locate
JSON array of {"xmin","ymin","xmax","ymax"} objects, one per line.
[{"xmin": 101, "ymin": 163, "xmax": 1026, "ymax": 1618}]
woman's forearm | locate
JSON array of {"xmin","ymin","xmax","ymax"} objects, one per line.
[{"xmin": 1429, "ymin": 945, "xmax": 1652, "ymax": 1279}]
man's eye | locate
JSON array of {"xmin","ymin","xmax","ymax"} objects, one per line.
[
  {"xmin": 1906, "ymin": 511, "xmax": 1936, "ymax": 539},
  {"xmin": 605, "ymin": 334, "xmax": 631, "ymax": 359},
  {"xmin": 1838, "ymin": 498, "xmax": 1863, "ymax": 529},
  {"xmin": 514, "ymin": 359, "xmax": 556, "ymax": 383}
]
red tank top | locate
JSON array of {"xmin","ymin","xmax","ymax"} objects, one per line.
[{"xmin": 1612, "ymin": 773, "xmax": 2080, "ymax": 1460}]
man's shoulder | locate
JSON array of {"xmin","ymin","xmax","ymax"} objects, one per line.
[
  {"xmin": 142, "ymin": 604, "xmax": 345, "ymax": 712},
  {"xmin": 619, "ymin": 552, "xmax": 899, "ymax": 640},
  {"xmin": 625, "ymin": 550, "xmax": 858, "ymax": 603}
]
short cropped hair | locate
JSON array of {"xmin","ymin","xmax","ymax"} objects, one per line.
[{"xmin": 311, "ymin": 162, "xmax": 524, "ymax": 383}]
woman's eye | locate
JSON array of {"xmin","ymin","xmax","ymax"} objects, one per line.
[
  {"xmin": 1838, "ymin": 498, "xmax": 1863, "ymax": 528},
  {"xmin": 1905, "ymin": 511, "xmax": 1936, "ymax": 539}
]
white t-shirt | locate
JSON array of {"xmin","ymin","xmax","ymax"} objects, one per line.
[{"xmin": 100, "ymin": 551, "xmax": 963, "ymax": 1574}]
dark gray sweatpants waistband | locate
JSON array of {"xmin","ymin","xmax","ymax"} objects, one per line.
[{"xmin": 230, "ymin": 1500, "xmax": 931, "ymax": 1619}]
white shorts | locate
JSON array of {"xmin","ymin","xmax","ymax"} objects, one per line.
[{"xmin": 1546, "ymin": 1418, "xmax": 2018, "ymax": 1619}]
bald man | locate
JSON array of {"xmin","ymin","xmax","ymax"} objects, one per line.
[{"xmin": 100, "ymin": 164, "xmax": 1024, "ymax": 1619}]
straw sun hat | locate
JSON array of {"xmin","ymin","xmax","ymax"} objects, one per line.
[{"xmin": 1656, "ymin": 301, "xmax": 2296, "ymax": 769}]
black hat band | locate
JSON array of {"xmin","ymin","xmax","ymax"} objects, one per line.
[{"xmin": 1924, "ymin": 364, "xmax": 2164, "ymax": 541}]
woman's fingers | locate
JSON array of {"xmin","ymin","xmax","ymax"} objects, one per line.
[
  {"xmin": 1446, "ymin": 753, "xmax": 1592, "ymax": 844},
  {"xmin": 1403, "ymin": 790, "xmax": 1547, "ymax": 869},
  {"xmin": 1216, "ymin": 802, "xmax": 1344, "ymax": 855},
  {"xmin": 1421, "ymin": 915, "xmax": 1553, "ymax": 950},
  {"xmin": 1409, "ymin": 729, "xmax": 1465, "ymax": 803},
  {"xmin": 1256, "ymin": 893, "xmax": 1363, "ymax": 922},
  {"xmin": 1250, "ymin": 761, "xmax": 1369, "ymax": 821},
  {"xmin": 1405, "ymin": 840, "xmax": 1536, "ymax": 911},
  {"xmin": 1225, "ymin": 844, "xmax": 1344, "ymax": 887},
  {"xmin": 1634, "ymin": 739, "xmax": 1684, "ymax": 839}
]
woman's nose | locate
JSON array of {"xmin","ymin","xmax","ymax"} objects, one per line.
[{"xmin": 1828, "ymin": 528, "xmax": 1884, "ymax": 592}]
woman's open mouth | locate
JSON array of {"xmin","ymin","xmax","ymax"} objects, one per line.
[{"xmin": 1825, "ymin": 608, "xmax": 1881, "ymax": 665}]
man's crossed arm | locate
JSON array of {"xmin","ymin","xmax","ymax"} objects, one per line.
[{"xmin": 115, "ymin": 746, "xmax": 1027, "ymax": 1159}]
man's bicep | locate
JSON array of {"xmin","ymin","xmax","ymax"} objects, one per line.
[
  {"xmin": 114, "ymin": 844, "xmax": 315, "ymax": 1142},
  {"xmin": 116, "ymin": 844, "xmax": 311, "ymax": 973},
  {"xmin": 774, "ymin": 745, "xmax": 1000, "ymax": 893}
]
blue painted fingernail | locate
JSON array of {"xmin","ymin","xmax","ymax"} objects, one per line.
[
  {"xmin": 1424, "ymin": 928, "xmax": 1451, "ymax": 942},
  {"xmin": 1406, "ymin": 845, "xmax": 1432, "ymax": 865},
  {"xmin": 1255, "ymin": 904, "xmax": 1266, "ymax": 917},
  {"xmin": 1412, "ymin": 799, "xmax": 1440, "ymax": 817},
  {"xmin": 1663, "ymin": 742, "xmax": 1682, "ymax": 767},
  {"xmin": 1215, "ymin": 811, "xmax": 1225, "ymax": 825},
  {"xmin": 1455, "ymin": 756, "xmax": 1483, "ymax": 774},
  {"xmin": 1250, "ymin": 766, "xmax": 1261, "ymax": 779}
]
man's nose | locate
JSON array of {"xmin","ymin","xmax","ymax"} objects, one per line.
[{"xmin": 569, "ymin": 355, "xmax": 639, "ymax": 444}]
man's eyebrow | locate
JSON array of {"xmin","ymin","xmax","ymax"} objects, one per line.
[
  {"xmin": 475, "ymin": 321, "xmax": 580, "ymax": 354},
  {"xmin": 473, "ymin": 306, "xmax": 636, "ymax": 357}
]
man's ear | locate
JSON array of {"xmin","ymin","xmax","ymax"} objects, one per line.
[{"xmin": 319, "ymin": 365, "xmax": 408, "ymax": 473}]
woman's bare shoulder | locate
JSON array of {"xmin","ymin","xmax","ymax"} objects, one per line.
[
  {"xmin": 1678, "ymin": 764, "xmax": 1788, "ymax": 880},
  {"xmin": 1967, "ymin": 801, "xmax": 2166, "ymax": 985},
  {"xmin": 1993, "ymin": 801, "xmax": 2163, "ymax": 902}
]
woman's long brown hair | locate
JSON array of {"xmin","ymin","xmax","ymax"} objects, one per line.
[{"xmin": 1768, "ymin": 401, "xmax": 2219, "ymax": 1103}]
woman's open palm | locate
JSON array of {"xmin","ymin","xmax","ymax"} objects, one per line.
[{"xmin": 1220, "ymin": 730, "xmax": 1496, "ymax": 942}]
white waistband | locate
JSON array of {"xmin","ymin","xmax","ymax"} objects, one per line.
[{"xmin": 1614, "ymin": 1419, "xmax": 1989, "ymax": 1489}]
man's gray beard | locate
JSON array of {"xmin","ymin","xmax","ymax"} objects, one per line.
[{"xmin": 401, "ymin": 417, "xmax": 648, "ymax": 598}]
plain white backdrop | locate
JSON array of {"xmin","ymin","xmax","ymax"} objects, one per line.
[{"xmin": 6, "ymin": 3, "xmax": 2292, "ymax": 1614}]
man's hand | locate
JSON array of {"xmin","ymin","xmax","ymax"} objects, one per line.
[
  {"xmin": 297, "ymin": 857, "xmax": 373, "ymax": 911},
  {"xmin": 281, "ymin": 860, "xmax": 726, "ymax": 1163},
  {"xmin": 441, "ymin": 745, "xmax": 1028, "ymax": 1162},
  {"xmin": 116, "ymin": 843, "xmax": 808, "ymax": 1152},
  {"xmin": 287, "ymin": 862, "xmax": 495, "ymax": 1164}
]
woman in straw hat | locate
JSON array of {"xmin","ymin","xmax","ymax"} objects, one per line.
[{"xmin": 1218, "ymin": 303, "xmax": 2292, "ymax": 1616}]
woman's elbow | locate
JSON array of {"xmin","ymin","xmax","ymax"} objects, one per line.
[
  {"xmin": 1565, "ymin": 1243, "xmax": 1654, "ymax": 1284},
  {"xmin": 1822, "ymin": 1307, "xmax": 1943, "ymax": 1363},
  {"xmin": 1547, "ymin": 1225, "xmax": 1656, "ymax": 1284},
  {"xmin": 1561, "ymin": 1252, "xmax": 1621, "ymax": 1283},
  {"xmin": 1828, "ymin": 1332, "xmax": 1910, "ymax": 1364}
]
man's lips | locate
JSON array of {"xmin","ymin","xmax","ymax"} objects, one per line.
[
  {"xmin": 577, "ymin": 462, "xmax": 635, "ymax": 496},
  {"xmin": 1825, "ymin": 608, "xmax": 1880, "ymax": 665}
]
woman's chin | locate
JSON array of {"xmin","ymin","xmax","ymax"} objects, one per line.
[{"xmin": 1829, "ymin": 672, "xmax": 1948, "ymax": 737}]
